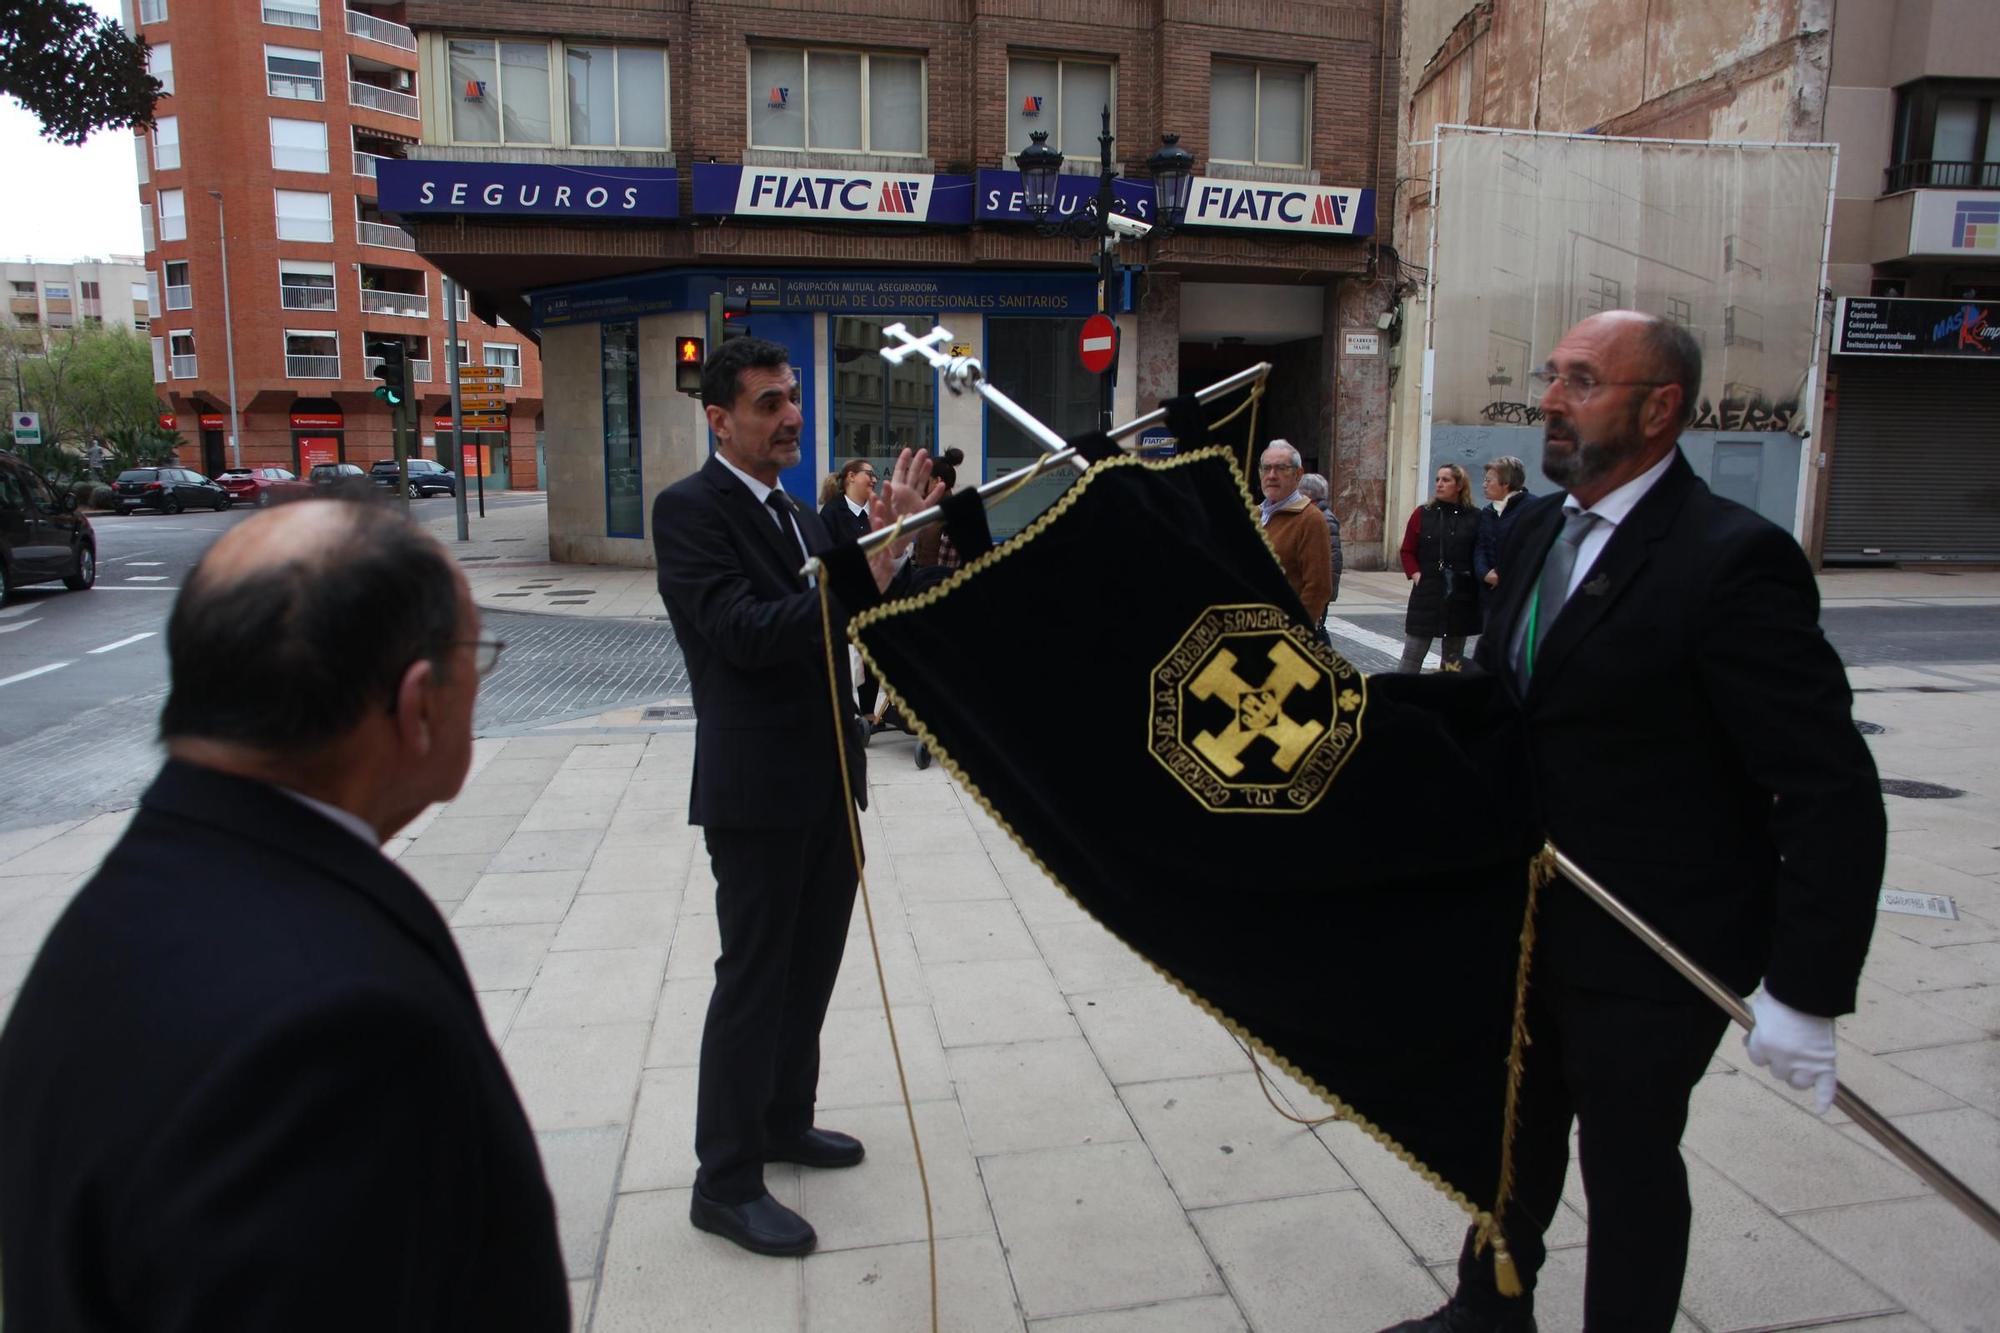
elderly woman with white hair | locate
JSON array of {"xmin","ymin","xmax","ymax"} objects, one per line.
[
  {"xmin": 1474, "ymin": 454, "xmax": 1532, "ymax": 605},
  {"xmin": 1296, "ymin": 470, "xmax": 1342, "ymax": 607}
]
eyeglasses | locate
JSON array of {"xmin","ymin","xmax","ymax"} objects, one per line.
[
  {"xmin": 1259, "ymin": 463, "xmax": 1299, "ymax": 475},
  {"xmin": 453, "ymin": 637, "xmax": 506, "ymax": 676},
  {"xmin": 1528, "ymin": 368, "xmax": 1671, "ymax": 404}
]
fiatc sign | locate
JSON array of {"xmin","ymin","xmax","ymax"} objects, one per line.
[
  {"xmin": 693, "ymin": 164, "xmax": 973, "ymax": 224},
  {"xmin": 1182, "ymin": 177, "xmax": 1375, "ymax": 237},
  {"xmin": 1834, "ymin": 297, "xmax": 1999, "ymax": 358}
]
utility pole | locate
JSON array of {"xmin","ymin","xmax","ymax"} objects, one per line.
[
  {"xmin": 446, "ymin": 276, "xmax": 468, "ymax": 540},
  {"xmin": 208, "ymin": 191, "xmax": 242, "ymax": 469}
]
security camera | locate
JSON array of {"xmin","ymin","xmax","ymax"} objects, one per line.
[{"xmin": 1105, "ymin": 212, "xmax": 1153, "ymax": 240}]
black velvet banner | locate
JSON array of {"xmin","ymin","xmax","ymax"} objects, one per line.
[{"xmin": 852, "ymin": 447, "xmax": 1544, "ymax": 1221}]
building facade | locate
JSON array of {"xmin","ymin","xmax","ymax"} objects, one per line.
[
  {"xmin": 382, "ymin": 0, "xmax": 1400, "ymax": 567},
  {"xmin": 1394, "ymin": 0, "xmax": 2000, "ymax": 566},
  {"xmin": 2, "ymin": 258, "xmax": 151, "ymax": 355},
  {"xmin": 123, "ymin": 0, "xmax": 543, "ymax": 484}
]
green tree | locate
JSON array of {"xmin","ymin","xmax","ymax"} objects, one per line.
[
  {"xmin": 2, "ymin": 327, "xmax": 167, "ymax": 479},
  {"xmin": 1, "ymin": 0, "xmax": 159, "ymax": 144}
]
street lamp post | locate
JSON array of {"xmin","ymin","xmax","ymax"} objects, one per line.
[
  {"xmin": 207, "ymin": 190, "xmax": 241, "ymax": 470},
  {"xmin": 1015, "ymin": 114, "xmax": 1198, "ymax": 431}
]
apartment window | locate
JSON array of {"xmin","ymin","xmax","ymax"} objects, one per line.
[
  {"xmin": 448, "ymin": 38, "xmax": 552, "ymax": 144},
  {"xmin": 275, "ymin": 189, "xmax": 333, "ymax": 242},
  {"xmin": 482, "ymin": 341, "xmax": 522, "ymax": 386},
  {"xmin": 134, "ymin": 133, "xmax": 148, "ymax": 184},
  {"xmin": 564, "ymin": 45, "xmax": 668, "ymax": 149},
  {"xmin": 1889, "ymin": 80, "xmax": 2000, "ymax": 191},
  {"xmin": 262, "ymin": 0, "xmax": 318, "ymax": 29},
  {"xmin": 1007, "ymin": 56, "xmax": 1113, "ymax": 159},
  {"xmin": 138, "ymin": 0, "xmax": 166, "ymax": 23},
  {"xmin": 158, "ymin": 187, "xmax": 186, "ymax": 241},
  {"xmin": 141, "ymin": 201, "xmax": 155, "ymax": 250},
  {"xmin": 602, "ymin": 320, "xmax": 642, "ymax": 537},
  {"xmin": 45, "ymin": 283, "xmax": 70, "ymax": 300},
  {"xmin": 266, "ymin": 45, "xmax": 325, "ymax": 100},
  {"xmin": 153, "ymin": 115, "xmax": 179, "ymax": 170},
  {"xmin": 151, "ymin": 42, "xmax": 173, "ymax": 96},
  {"xmin": 285, "ymin": 329, "xmax": 339, "ymax": 378},
  {"xmin": 168, "ymin": 330, "xmax": 197, "ymax": 378},
  {"xmin": 279, "ymin": 259, "xmax": 336, "ymax": 310},
  {"xmin": 151, "ymin": 336, "xmax": 167, "ymax": 381},
  {"xmin": 748, "ymin": 46, "xmax": 924, "ymax": 155},
  {"xmin": 1666, "ymin": 296, "xmax": 1692, "ymax": 328},
  {"xmin": 1210, "ymin": 60, "xmax": 1309, "ymax": 169},
  {"xmin": 270, "ymin": 117, "xmax": 329, "ymax": 172},
  {"xmin": 81, "ymin": 281, "xmax": 100, "ymax": 300},
  {"xmin": 144, "ymin": 274, "xmax": 160, "ymax": 317},
  {"xmin": 164, "ymin": 259, "xmax": 191, "ymax": 309},
  {"xmin": 453, "ymin": 339, "xmax": 471, "ymax": 365}
]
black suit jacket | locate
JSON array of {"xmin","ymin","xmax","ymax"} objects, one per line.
[
  {"xmin": 656, "ymin": 457, "xmax": 866, "ymax": 829},
  {"xmin": 0, "ymin": 762, "xmax": 568, "ymax": 1331},
  {"xmin": 1476, "ymin": 451, "xmax": 1883, "ymax": 1014},
  {"xmin": 818, "ymin": 494, "xmax": 870, "ymax": 544}
]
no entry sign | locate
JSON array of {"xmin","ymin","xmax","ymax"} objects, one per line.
[{"xmin": 1078, "ymin": 314, "xmax": 1117, "ymax": 374}]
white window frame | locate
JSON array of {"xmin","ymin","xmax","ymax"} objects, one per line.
[
  {"xmin": 278, "ymin": 258, "xmax": 337, "ymax": 311},
  {"xmin": 443, "ymin": 36, "xmax": 553, "ymax": 147},
  {"xmin": 153, "ymin": 115, "xmax": 180, "ymax": 171},
  {"xmin": 146, "ymin": 271, "xmax": 161, "ymax": 317},
  {"xmin": 283, "ymin": 328, "xmax": 341, "ymax": 379},
  {"xmin": 158, "ymin": 187, "xmax": 186, "ymax": 241},
  {"xmin": 746, "ymin": 44, "xmax": 927, "ymax": 156},
  {"xmin": 150, "ymin": 42, "xmax": 173, "ymax": 96},
  {"xmin": 269, "ymin": 116, "xmax": 329, "ymax": 172},
  {"xmin": 261, "ymin": 0, "xmax": 319, "ymax": 30},
  {"xmin": 265, "ymin": 44, "xmax": 325, "ymax": 101},
  {"xmin": 163, "ymin": 259, "xmax": 192, "ymax": 309},
  {"xmin": 1208, "ymin": 59, "xmax": 1311, "ymax": 170},
  {"xmin": 561, "ymin": 43, "xmax": 670, "ymax": 150},
  {"xmin": 1005, "ymin": 55, "xmax": 1116, "ymax": 158},
  {"xmin": 168, "ymin": 330, "xmax": 197, "ymax": 378},
  {"xmin": 133, "ymin": 132, "xmax": 149, "ymax": 184},
  {"xmin": 274, "ymin": 188, "xmax": 334, "ymax": 242},
  {"xmin": 141, "ymin": 201, "xmax": 155, "ymax": 250},
  {"xmin": 151, "ymin": 336, "xmax": 167, "ymax": 382},
  {"xmin": 138, "ymin": 0, "xmax": 167, "ymax": 24},
  {"xmin": 482, "ymin": 341, "xmax": 522, "ymax": 385}
]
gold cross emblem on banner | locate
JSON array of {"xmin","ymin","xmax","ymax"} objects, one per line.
[{"xmin": 1188, "ymin": 642, "xmax": 1326, "ymax": 777}]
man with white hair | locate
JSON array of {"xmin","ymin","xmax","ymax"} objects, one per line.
[{"xmin": 1255, "ymin": 440, "xmax": 1333, "ymax": 628}]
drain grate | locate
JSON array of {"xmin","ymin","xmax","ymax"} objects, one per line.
[
  {"xmin": 642, "ymin": 705, "xmax": 695, "ymax": 721},
  {"xmin": 1880, "ymin": 778, "xmax": 1964, "ymax": 799},
  {"xmin": 546, "ymin": 589, "xmax": 596, "ymax": 596},
  {"xmin": 459, "ymin": 555, "xmax": 499, "ymax": 562},
  {"xmin": 1855, "ymin": 720, "xmax": 1886, "ymax": 734}
]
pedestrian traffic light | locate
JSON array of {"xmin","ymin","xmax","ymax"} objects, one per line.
[
  {"xmin": 676, "ymin": 336, "xmax": 705, "ymax": 396},
  {"xmin": 372, "ymin": 342, "xmax": 406, "ymax": 407}
]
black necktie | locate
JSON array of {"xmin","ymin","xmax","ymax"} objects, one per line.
[{"xmin": 766, "ymin": 490, "xmax": 804, "ymax": 557}]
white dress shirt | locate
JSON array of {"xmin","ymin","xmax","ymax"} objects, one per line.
[
  {"xmin": 1561, "ymin": 450, "xmax": 1676, "ymax": 597},
  {"xmin": 279, "ymin": 787, "xmax": 382, "ymax": 848},
  {"xmin": 715, "ymin": 453, "xmax": 809, "ymax": 561}
]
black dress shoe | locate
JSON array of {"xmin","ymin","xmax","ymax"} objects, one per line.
[
  {"xmin": 1379, "ymin": 1298, "xmax": 1536, "ymax": 1333},
  {"xmin": 688, "ymin": 1187, "xmax": 816, "ymax": 1257},
  {"xmin": 767, "ymin": 1127, "xmax": 865, "ymax": 1169}
]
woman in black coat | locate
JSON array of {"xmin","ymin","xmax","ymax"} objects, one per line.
[
  {"xmin": 816, "ymin": 457, "xmax": 877, "ymax": 542},
  {"xmin": 1473, "ymin": 454, "xmax": 1532, "ymax": 612},
  {"xmin": 1396, "ymin": 462, "xmax": 1481, "ymax": 671}
]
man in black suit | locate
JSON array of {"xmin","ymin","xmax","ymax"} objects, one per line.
[
  {"xmin": 1385, "ymin": 311, "xmax": 1884, "ymax": 1333},
  {"xmin": 0, "ymin": 500, "xmax": 567, "ymax": 1330},
  {"xmin": 654, "ymin": 336, "xmax": 938, "ymax": 1257}
]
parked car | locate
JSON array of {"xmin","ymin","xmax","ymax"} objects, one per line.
[
  {"xmin": 1, "ymin": 448, "xmax": 96, "ymax": 601},
  {"xmin": 369, "ymin": 458, "xmax": 458, "ymax": 498},
  {"xmin": 112, "ymin": 466, "xmax": 231, "ymax": 514},
  {"xmin": 218, "ymin": 466, "xmax": 312, "ymax": 507}
]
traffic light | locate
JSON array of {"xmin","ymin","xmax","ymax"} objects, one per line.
[
  {"xmin": 676, "ymin": 336, "xmax": 705, "ymax": 396},
  {"xmin": 721, "ymin": 292, "xmax": 750, "ymax": 342},
  {"xmin": 372, "ymin": 342, "xmax": 406, "ymax": 407}
]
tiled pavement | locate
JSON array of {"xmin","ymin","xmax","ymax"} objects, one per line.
[{"xmin": 0, "ymin": 502, "xmax": 1996, "ymax": 1329}]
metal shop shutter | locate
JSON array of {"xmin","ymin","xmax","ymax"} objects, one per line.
[{"xmin": 1823, "ymin": 357, "xmax": 2000, "ymax": 561}]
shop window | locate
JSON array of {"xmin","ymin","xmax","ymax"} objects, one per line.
[
  {"xmin": 153, "ymin": 115, "xmax": 179, "ymax": 170},
  {"xmin": 448, "ymin": 38, "xmax": 552, "ymax": 145},
  {"xmin": 565, "ymin": 45, "xmax": 668, "ymax": 149},
  {"xmin": 275, "ymin": 189, "xmax": 333, "ymax": 242},
  {"xmin": 279, "ymin": 259, "xmax": 336, "ymax": 310},
  {"xmin": 1210, "ymin": 60, "xmax": 1309, "ymax": 169},
  {"xmin": 983, "ymin": 316, "xmax": 1099, "ymax": 538},
  {"xmin": 830, "ymin": 317, "xmax": 936, "ymax": 466},
  {"xmin": 266, "ymin": 45, "xmax": 324, "ymax": 101},
  {"xmin": 271, "ymin": 117, "xmax": 328, "ymax": 172},
  {"xmin": 1888, "ymin": 80, "xmax": 2000, "ymax": 191},
  {"xmin": 601, "ymin": 321, "xmax": 642, "ymax": 538},
  {"xmin": 158, "ymin": 187, "xmax": 186, "ymax": 241},
  {"xmin": 1007, "ymin": 56, "xmax": 1113, "ymax": 159},
  {"xmin": 748, "ymin": 46, "xmax": 924, "ymax": 155},
  {"xmin": 151, "ymin": 43, "xmax": 173, "ymax": 96}
]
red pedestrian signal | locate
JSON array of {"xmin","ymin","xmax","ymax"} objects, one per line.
[{"xmin": 676, "ymin": 336, "xmax": 706, "ymax": 396}]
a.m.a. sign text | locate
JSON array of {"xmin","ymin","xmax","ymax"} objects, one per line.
[
  {"xmin": 377, "ymin": 160, "xmax": 680, "ymax": 219},
  {"xmin": 1182, "ymin": 177, "xmax": 1375, "ymax": 237}
]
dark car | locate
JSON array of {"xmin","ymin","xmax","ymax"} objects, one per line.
[
  {"xmin": 369, "ymin": 458, "xmax": 458, "ymax": 498},
  {"xmin": 113, "ymin": 466, "xmax": 231, "ymax": 514},
  {"xmin": 218, "ymin": 466, "xmax": 312, "ymax": 507},
  {"xmin": 309, "ymin": 462, "xmax": 367, "ymax": 486},
  {"xmin": 0, "ymin": 449, "xmax": 96, "ymax": 601}
]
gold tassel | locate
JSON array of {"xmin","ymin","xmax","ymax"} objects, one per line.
[{"xmin": 1492, "ymin": 1237, "xmax": 1523, "ymax": 1297}]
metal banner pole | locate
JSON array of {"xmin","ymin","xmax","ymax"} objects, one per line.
[
  {"xmin": 1548, "ymin": 845, "xmax": 2000, "ymax": 1246},
  {"xmin": 445, "ymin": 278, "xmax": 468, "ymax": 541}
]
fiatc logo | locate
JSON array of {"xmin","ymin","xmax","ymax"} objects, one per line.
[
  {"xmin": 1185, "ymin": 180, "xmax": 1370, "ymax": 235},
  {"xmin": 738, "ymin": 169, "xmax": 933, "ymax": 221}
]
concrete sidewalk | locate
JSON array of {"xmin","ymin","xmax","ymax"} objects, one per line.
[{"xmin": 0, "ymin": 500, "xmax": 1993, "ymax": 1330}]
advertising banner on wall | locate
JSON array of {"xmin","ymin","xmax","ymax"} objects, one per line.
[
  {"xmin": 1180, "ymin": 177, "xmax": 1374, "ymax": 236},
  {"xmin": 380, "ymin": 160, "xmax": 680, "ymax": 220},
  {"xmin": 1907, "ymin": 191, "xmax": 2000, "ymax": 258},
  {"xmin": 1835, "ymin": 297, "xmax": 2000, "ymax": 358},
  {"xmin": 973, "ymin": 169, "xmax": 1154, "ymax": 223},
  {"xmin": 693, "ymin": 164, "xmax": 974, "ymax": 224}
]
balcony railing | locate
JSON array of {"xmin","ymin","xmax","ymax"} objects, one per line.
[
  {"xmin": 361, "ymin": 288, "xmax": 428, "ymax": 318},
  {"xmin": 357, "ymin": 220, "xmax": 415, "ymax": 250},
  {"xmin": 365, "ymin": 355, "xmax": 434, "ymax": 383},
  {"xmin": 170, "ymin": 353, "xmax": 198, "ymax": 378},
  {"xmin": 1885, "ymin": 158, "xmax": 2000, "ymax": 193},
  {"xmin": 411, "ymin": 357, "xmax": 433, "ymax": 383},
  {"xmin": 286, "ymin": 353, "xmax": 341, "ymax": 378},
  {"xmin": 165, "ymin": 284, "xmax": 192, "ymax": 310},
  {"xmin": 345, "ymin": 7, "xmax": 416, "ymax": 51},
  {"xmin": 483, "ymin": 364, "xmax": 523, "ymax": 386},
  {"xmin": 353, "ymin": 149, "xmax": 384, "ymax": 178},
  {"xmin": 280, "ymin": 283, "xmax": 336, "ymax": 311},
  {"xmin": 348, "ymin": 79, "xmax": 419, "ymax": 119}
]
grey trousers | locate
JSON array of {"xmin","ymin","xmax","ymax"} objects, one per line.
[{"xmin": 1398, "ymin": 633, "xmax": 1466, "ymax": 673}]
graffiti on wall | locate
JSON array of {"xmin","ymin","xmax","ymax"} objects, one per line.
[{"xmin": 1480, "ymin": 392, "xmax": 1798, "ymax": 432}]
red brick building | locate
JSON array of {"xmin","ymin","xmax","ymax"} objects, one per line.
[
  {"xmin": 387, "ymin": 0, "xmax": 1399, "ymax": 563},
  {"xmin": 126, "ymin": 0, "xmax": 543, "ymax": 488}
]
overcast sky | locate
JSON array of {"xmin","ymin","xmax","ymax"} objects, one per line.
[{"xmin": 0, "ymin": 0, "xmax": 145, "ymax": 264}]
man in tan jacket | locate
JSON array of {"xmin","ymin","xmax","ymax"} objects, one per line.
[{"xmin": 1256, "ymin": 440, "xmax": 1333, "ymax": 627}]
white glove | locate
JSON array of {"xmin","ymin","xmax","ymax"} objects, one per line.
[{"xmin": 1744, "ymin": 989, "xmax": 1839, "ymax": 1115}]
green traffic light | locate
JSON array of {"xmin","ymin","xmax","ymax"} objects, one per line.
[{"xmin": 373, "ymin": 385, "xmax": 403, "ymax": 406}]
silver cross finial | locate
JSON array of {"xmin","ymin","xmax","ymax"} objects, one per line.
[{"xmin": 879, "ymin": 322, "xmax": 957, "ymax": 366}]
